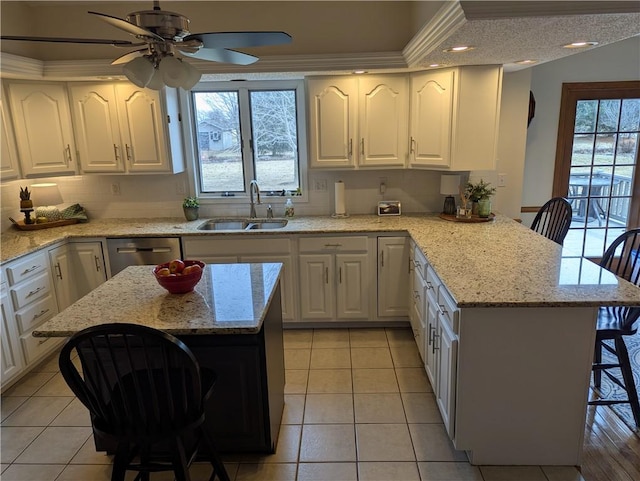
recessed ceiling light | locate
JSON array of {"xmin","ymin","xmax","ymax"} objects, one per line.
[
  {"xmin": 563, "ymin": 41, "xmax": 599, "ymax": 49},
  {"xmin": 514, "ymin": 59, "xmax": 538, "ymax": 65},
  {"xmin": 429, "ymin": 63, "xmax": 441, "ymax": 68},
  {"xmin": 353, "ymin": 70, "xmax": 367, "ymax": 74},
  {"xmin": 443, "ymin": 46, "xmax": 474, "ymax": 53}
]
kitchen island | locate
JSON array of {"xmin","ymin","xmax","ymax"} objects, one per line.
[{"xmin": 33, "ymin": 262, "xmax": 285, "ymax": 454}]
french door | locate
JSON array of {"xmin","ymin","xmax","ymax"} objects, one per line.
[{"xmin": 553, "ymin": 81, "xmax": 640, "ymax": 261}]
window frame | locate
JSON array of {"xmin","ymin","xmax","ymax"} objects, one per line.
[{"xmin": 183, "ymin": 79, "xmax": 308, "ymax": 205}]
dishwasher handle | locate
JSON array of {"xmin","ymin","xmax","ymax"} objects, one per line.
[{"xmin": 116, "ymin": 247, "xmax": 173, "ymax": 254}]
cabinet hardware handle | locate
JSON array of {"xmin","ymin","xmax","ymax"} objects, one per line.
[
  {"xmin": 323, "ymin": 243, "xmax": 342, "ymax": 248},
  {"xmin": 381, "ymin": 251, "xmax": 384, "ymax": 267},
  {"xmin": 348, "ymin": 138, "xmax": 353, "ymax": 157},
  {"xmin": 65, "ymin": 144, "xmax": 72, "ymax": 163},
  {"xmin": 360, "ymin": 138, "xmax": 364, "ymax": 156},
  {"xmin": 426, "ymin": 281, "xmax": 433, "ymax": 290},
  {"xmin": 33, "ymin": 308, "xmax": 50, "ymax": 320},
  {"xmin": 113, "ymin": 144, "xmax": 120, "ymax": 161},
  {"xmin": 413, "ymin": 260, "xmax": 421, "ymax": 268},
  {"xmin": 125, "ymin": 144, "xmax": 132, "ymax": 160},
  {"xmin": 27, "ymin": 286, "xmax": 44, "ymax": 297},
  {"xmin": 408, "ymin": 258, "xmax": 413, "ymax": 273},
  {"xmin": 38, "ymin": 338, "xmax": 49, "ymax": 346},
  {"xmin": 94, "ymin": 256, "xmax": 101, "ymax": 272},
  {"xmin": 325, "ymin": 267, "xmax": 329, "ymax": 284},
  {"xmin": 339, "ymin": 267, "xmax": 342, "ymax": 283},
  {"xmin": 410, "ymin": 137, "xmax": 416, "ymax": 154},
  {"xmin": 428, "ymin": 324, "xmax": 435, "ymax": 346},
  {"xmin": 432, "ymin": 333, "xmax": 440, "ymax": 353},
  {"xmin": 21, "ymin": 265, "xmax": 40, "ymax": 275},
  {"xmin": 439, "ymin": 304, "xmax": 447, "ymax": 315},
  {"xmin": 414, "ymin": 290, "xmax": 420, "ymax": 300},
  {"xmin": 55, "ymin": 262, "xmax": 63, "ymax": 280}
]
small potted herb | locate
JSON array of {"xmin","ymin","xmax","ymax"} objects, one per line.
[
  {"xmin": 182, "ymin": 197, "xmax": 199, "ymax": 221},
  {"xmin": 465, "ymin": 179, "xmax": 496, "ymax": 218}
]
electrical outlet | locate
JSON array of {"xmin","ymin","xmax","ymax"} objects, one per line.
[
  {"xmin": 110, "ymin": 183, "xmax": 121, "ymax": 195},
  {"xmin": 314, "ymin": 179, "xmax": 328, "ymax": 191},
  {"xmin": 379, "ymin": 177, "xmax": 387, "ymax": 195},
  {"xmin": 498, "ymin": 173, "xmax": 507, "ymax": 187}
]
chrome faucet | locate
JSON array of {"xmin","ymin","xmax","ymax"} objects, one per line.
[{"xmin": 249, "ymin": 180, "xmax": 261, "ymax": 218}]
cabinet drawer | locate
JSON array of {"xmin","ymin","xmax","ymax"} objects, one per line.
[
  {"xmin": 425, "ymin": 264, "xmax": 441, "ymax": 292},
  {"xmin": 14, "ymin": 294, "xmax": 57, "ymax": 334},
  {"xmin": 183, "ymin": 237, "xmax": 291, "ymax": 257},
  {"xmin": 438, "ymin": 285, "xmax": 459, "ymax": 334},
  {"xmin": 10, "ymin": 272, "xmax": 51, "ymax": 310},
  {"xmin": 5, "ymin": 251, "xmax": 48, "ymax": 285},
  {"xmin": 413, "ymin": 246, "xmax": 428, "ymax": 279},
  {"xmin": 20, "ymin": 331, "xmax": 61, "ymax": 365},
  {"xmin": 299, "ymin": 236, "xmax": 368, "ymax": 252},
  {"xmin": 412, "ymin": 269, "xmax": 426, "ymax": 321}
]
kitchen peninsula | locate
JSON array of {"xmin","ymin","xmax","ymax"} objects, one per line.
[
  {"xmin": 4, "ymin": 213, "xmax": 640, "ymax": 466},
  {"xmin": 33, "ymin": 262, "xmax": 286, "ymax": 454}
]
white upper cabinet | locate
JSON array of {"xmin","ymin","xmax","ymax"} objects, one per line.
[
  {"xmin": 8, "ymin": 82, "xmax": 78, "ymax": 177},
  {"xmin": 409, "ymin": 66, "xmax": 503, "ymax": 171},
  {"xmin": 307, "ymin": 74, "xmax": 408, "ymax": 169},
  {"xmin": 70, "ymin": 83, "xmax": 184, "ymax": 174},
  {"xmin": 0, "ymin": 87, "xmax": 21, "ymax": 181}
]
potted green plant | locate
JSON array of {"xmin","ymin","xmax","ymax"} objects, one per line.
[
  {"xmin": 465, "ymin": 179, "xmax": 496, "ymax": 217},
  {"xmin": 182, "ymin": 196, "xmax": 199, "ymax": 221}
]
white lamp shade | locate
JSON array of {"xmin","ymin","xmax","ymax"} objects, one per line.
[
  {"xmin": 160, "ymin": 55, "xmax": 188, "ymax": 88},
  {"xmin": 181, "ymin": 60, "xmax": 202, "ymax": 90},
  {"xmin": 440, "ymin": 175, "xmax": 461, "ymax": 195},
  {"xmin": 146, "ymin": 68, "xmax": 165, "ymax": 91},
  {"xmin": 31, "ymin": 183, "xmax": 63, "ymax": 206},
  {"xmin": 123, "ymin": 57, "xmax": 155, "ymax": 88}
]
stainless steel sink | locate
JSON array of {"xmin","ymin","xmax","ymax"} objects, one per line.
[{"xmin": 197, "ymin": 218, "xmax": 287, "ymax": 231}]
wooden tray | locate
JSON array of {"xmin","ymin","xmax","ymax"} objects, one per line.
[
  {"xmin": 439, "ymin": 213, "xmax": 495, "ymax": 223},
  {"xmin": 12, "ymin": 219, "xmax": 79, "ymax": 231}
]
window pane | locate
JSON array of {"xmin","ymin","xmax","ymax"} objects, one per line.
[
  {"xmin": 193, "ymin": 91, "xmax": 244, "ymax": 193},
  {"xmin": 571, "ymin": 134, "xmax": 594, "ymax": 166},
  {"xmin": 575, "ymin": 100, "xmax": 598, "ymax": 133},
  {"xmin": 594, "ymin": 134, "xmax": 615, "ymax": 165},
  {"xmin": 250, "ymin": 90, "xmax": 299, "ymax": 192},
  {"xmin": 620, "ymin": 99, "xmax": 640, "ymax": 132},
  {"xmin": 616, "ymin": 132, "xmax": 638, "ymax": 164},
  {"xmin": 596, "ymin": 99, "xmax": 621, "ymax": 133}
]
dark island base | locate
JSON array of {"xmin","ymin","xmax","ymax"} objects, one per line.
[{"xmin": 92, "ymin": 285, "xmax": 285, "ymax": 455}]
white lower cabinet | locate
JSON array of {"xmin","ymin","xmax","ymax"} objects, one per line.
[
  {"xmin": 48, "ymin": 241, "xmax": 107, "ymax": 312},
  {"xmin": 298, "ymin": 236, "xmax": 371, "ymax": 321},
  {"xmin": 1, "ymin": 283, "xmax": 24, "ymax": 387},
  {"xmin": 377, "ymin": 236, "xmax": 410, "ymax": 318},
  {"xmin": 181, "ymin": 236, "xmax": 296, "ymax": 321}
]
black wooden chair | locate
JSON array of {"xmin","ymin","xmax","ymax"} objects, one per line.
[
  {"xmin": 530, "ymin": 197, "xmax": 573, "ymax": 245},
  {"xmin": 589, "ymin": 228, "xmax": 640, "ymax": 427},
  {"xmin": 58, "ymin": 323, "xmax": 230, "ymax": 481}
]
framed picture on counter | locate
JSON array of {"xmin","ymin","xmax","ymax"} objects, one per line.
[{"xmin": 378, "ymin": 201, "xmax": 401, "ymax": 216}]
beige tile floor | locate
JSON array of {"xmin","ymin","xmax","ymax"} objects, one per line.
[{"xmin": 0, "ymin": 327, "xmax": 587, "ymax": 481}]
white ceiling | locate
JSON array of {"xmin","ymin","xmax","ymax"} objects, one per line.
[{"xmin": 1, "ymin": 1, "xmax": 639, "ymax": 79}]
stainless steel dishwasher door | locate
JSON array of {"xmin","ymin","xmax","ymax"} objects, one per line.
[{"xmin": 106, "ymin": 238, "xmax": 182, "ymax": 276}]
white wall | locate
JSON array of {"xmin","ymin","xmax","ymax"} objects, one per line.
[{"xmin": 521, "ymin": 35, "xmax": 640, "ymax": 226}]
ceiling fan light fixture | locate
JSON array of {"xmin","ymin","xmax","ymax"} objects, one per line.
[
  {"xmin": 181, "ymin": 60, "xmax": 202, "ymax": 90},
  {"xmin": 146, "ymin": 67, "xmax": 165, "ymax": 91},
  {"xmin": 159, "ymin": 55, "xmax": 188, "ymax": 87},
  {"xmin": 122, "ymin": 56, "xmax": 155, "ymax": 87}
]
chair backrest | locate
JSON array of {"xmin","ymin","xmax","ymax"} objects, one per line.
[
  {"xmin": 600, "ymin": 228, "xmax": 640, "ymax": 329},
  {"xmin": 531, "ymin": 197, "xmax": 573, "ymax": 245},
  {"xmin": 59, "ymin": 323, "xmax": 204, "ymax": 440}
]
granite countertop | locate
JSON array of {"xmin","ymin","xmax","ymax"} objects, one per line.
[
  {"xmin": 33, "ymin": 263, "xmax": 283, "ymax": 337},
  {"xmin": 3, "ymin": 214, "xmax": 640, "ymax": 308}
]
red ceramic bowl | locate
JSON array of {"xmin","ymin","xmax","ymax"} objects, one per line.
[{"xmin": 153, "ymin": 260, "xmax": 205, "ymax": 294}]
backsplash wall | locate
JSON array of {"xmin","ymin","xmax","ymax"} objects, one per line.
[{"xmin": 1, "ymin": 169, "xmax": 446, "ymax": 233}]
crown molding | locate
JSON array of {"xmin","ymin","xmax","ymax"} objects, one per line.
[
  {"xmin": 1, "ymin": 51, "xmax": 409, "ymax": 81},
  {"xmin": 403, "ymin": 1, "xmax": 468, "ymax": 67}
]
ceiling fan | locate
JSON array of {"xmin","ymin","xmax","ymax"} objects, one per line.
[{"xmin": 1, "ymin": 1, "xmax": 292, "ymax": 89}]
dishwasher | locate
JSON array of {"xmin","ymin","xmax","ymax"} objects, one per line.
[{"xmin": 106, "ymin": 237, "xmax": 182, "ymax": 276}]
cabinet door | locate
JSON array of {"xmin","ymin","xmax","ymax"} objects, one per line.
[
  {"xmin": 377, "ymin": 237, "xmax": 410, "ymax": 317},
  {"xmin": 358, "ymin": 75, "xmax": 408, "ymax": 167},
  {"xmin": 307, "ymin": 77, "xmax": 357, "ymax": 168},
  {"xmin": 115, "ymin": 84, "xmax": 170, "ymax": 172},
  {"xmin": 0, "ymin": 93, "xmax": 21, "ymax": 181},
  {"xmin": 424, "ymin": 289, "xmax": 439, "ymax": 389},
  {"xmin": 1, "ymin": 287, "xmax": 24, "ymax": 387},
  {"xmin": 48, "ymin": 244, "xmax": 75, "ymax": 312},
  {"xmin": 8, "ymin": 82, "xmax": 77, "ymax": 176},
  {"xmin": 71, "ymin": 242, "xmax": 108, "ymax": 299},
  {"xmin": 436, "ymin": 314, "xmax": 458, "ymax": 438},
  {"xmin": 70, "ymin": 84, "xmax": 124, "ymax": 173},
  {"xmin": 409, "ymin": 70, "xmax": 453, "ymax": 168},
  {"xmin": 336, "ymin": 253, "xmax": 369, "ymax": 319},
  {"xmin": 240, "ymin": 255, "xmax": 296, "ymax": 321},
  {"xmin": 299, "ymin": 254, "xmax": 334, "ymax": 319}
]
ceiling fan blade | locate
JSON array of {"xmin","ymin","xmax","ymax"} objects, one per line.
[
  {"xmin": 183, "ymin": 31, "xmax": 292, "ymax": 49},
  {"xmin": 111, "ymin": 49, "xmax": 148, "ymax": 65},
  {"xmin": 88, "ymin": 11, "xmax": 165, "ymax": 41},
  {"xmin": 0, "ymin": 35, "xmax": 134, "ymax": 46},
  {"xmin": 180, "ymin": 47, "xmax": 258, "ymax": 65}
]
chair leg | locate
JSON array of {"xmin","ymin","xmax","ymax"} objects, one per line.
[
  {"xmin": 615, "ymin": 338, "xmax": 640, "ymax": 427},
  {"xmin": 202, "ymin": 430, "xmax": 231, "ymax": 481},
  {"xmin": 111, "ymin": 442, "xmax": 130, "ymax": 481},
  {"xmin": 170, "ymin": 437, "xmax": 192, "ymax": 481},
  {"xmin": 593, "ymin": 340, "xmax": 603, "ymax": 388}
]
